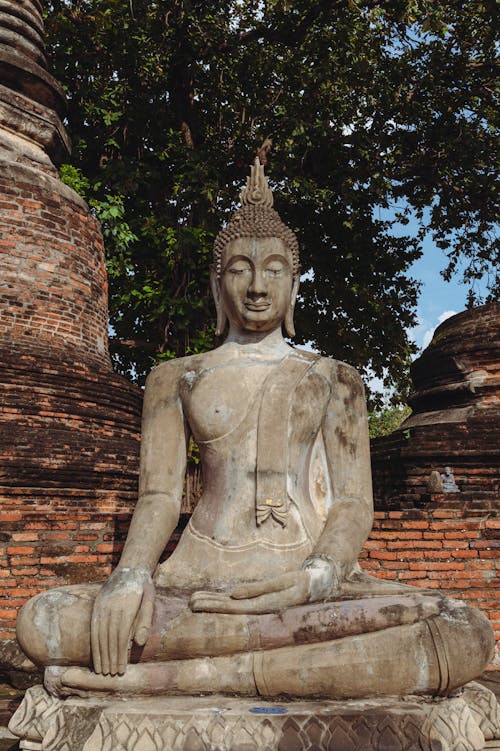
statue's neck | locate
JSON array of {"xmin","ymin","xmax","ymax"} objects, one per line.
[{"xmin": 223, "ymin": 325, "xmax": 292, "ymax": 357}]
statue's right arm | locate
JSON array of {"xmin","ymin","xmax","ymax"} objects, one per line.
[{"xmin": 91, "ymin": 362, "xmax": 188, "ymax": 676}]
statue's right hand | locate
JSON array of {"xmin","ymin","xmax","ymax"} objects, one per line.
[{"xmin": 91, "ymin": 566, "xmax": 154, "ymax": 676}]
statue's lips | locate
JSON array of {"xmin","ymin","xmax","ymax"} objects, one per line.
[{"xmin": 244, "ymin": 303, "xmax": 271, "ymax": 311}]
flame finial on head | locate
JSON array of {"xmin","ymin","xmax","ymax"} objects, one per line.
[
  {"xmin": 240, "ymin": 157, "xmax": 274, "ymax": 208},
  {"xmin": 213, "ymin": 156, "xmax": 299, "ymax": 279}
]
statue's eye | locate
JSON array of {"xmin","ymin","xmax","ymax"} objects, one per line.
[
  {"xmin": 265, "ymin": 265, "xmax": 284, "ymax": 276},
  {"xmin": 227, "ymin": 264, "xmax": 250, "ymax": 275}
]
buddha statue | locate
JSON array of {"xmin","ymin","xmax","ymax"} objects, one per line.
[{"xmin": 16, "ymin": 158, "xmax": 493, "ymax": 701}]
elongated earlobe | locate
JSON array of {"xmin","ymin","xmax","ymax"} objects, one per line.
[
  {"xmin": 284, "ymin": 276, "xmax": 300, "ymax": 338},
  {"xmin": 210, "ymin": 268, "xmax": 227, "ymax": 336}
]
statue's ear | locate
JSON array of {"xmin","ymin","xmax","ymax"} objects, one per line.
[
  {"xmin": 210, "ymin": 267, "xmax": 227, "ymax": 336},
  {"xmin": 285, "ymin": 274, "xmax": 300, "ymax": 338}
]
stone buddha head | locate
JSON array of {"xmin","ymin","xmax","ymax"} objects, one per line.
[{"xmin": 211, "ymin": 158, "xmax": 300, "ymax": 337}]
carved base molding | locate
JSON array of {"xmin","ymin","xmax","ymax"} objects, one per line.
[{"xmin": 8, "ymin": 682, "xmax": 500, "ymax": 751}]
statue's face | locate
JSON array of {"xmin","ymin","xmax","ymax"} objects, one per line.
[{"xmin": 220, "ymin": 237, "xmax": 295, "ymax": 332}]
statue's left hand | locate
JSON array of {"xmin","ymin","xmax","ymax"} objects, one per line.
[{"xmin": 190, "ymin": 556, "xmax": 340, "ymax": 614}]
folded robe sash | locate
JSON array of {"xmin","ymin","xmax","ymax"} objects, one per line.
[{"xmin": 255, "ymin": 354, "xmax": 319, "ymax": 527}]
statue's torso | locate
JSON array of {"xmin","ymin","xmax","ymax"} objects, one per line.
[{"xmin": 155, "ymin": 347, "xmax": 334, "ymax": 589}]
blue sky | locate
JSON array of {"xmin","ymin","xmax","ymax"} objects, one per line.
[
  {"xmin": 376, "ymin": 203, "xmax": 491, "ymax": 356},
  {"xmin": 360, "ymin": 208, "xmax": 492, "ymax": 400},
  {"xmin": 408, "ymin": 234, "xmax": 488, "ymax": 354}
]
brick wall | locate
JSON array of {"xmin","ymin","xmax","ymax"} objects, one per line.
[
  {"xmin": 0, "ymin": 162, "xmax": 143, "ymax": 676},
  {"xmin": 0, "ymin": 352, "xmax": 142, "ymax": 647},
  {"xmin": 0, "ymin": 160, "xmax": 109, "ymax": 368},
  {"xmin": 0, "ymin": 506, "xmax": 188, "ymax": 645},
  {"xmin": 371, "ymin": 304, "xmax": 500, "ymax": 501},
  {"xmin": 362, "ymin": 494, "xmax": 499, "ymax": 665},
  {"xmin": 0, "ymin": 153, "xmax": 144, "ymax": 669}
]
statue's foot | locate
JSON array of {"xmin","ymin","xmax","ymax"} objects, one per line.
[
  {"xmin": 44, "ymin": 666, "xmax": 90, "ymax": 698},
  {"xmin": 55, "ymin": 654, "xmax": 256, "ymax": 697}
]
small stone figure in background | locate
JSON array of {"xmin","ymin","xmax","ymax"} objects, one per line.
[
  {"xmin": 426, "ymin": 467, "xmax": 460, "ymax": 494},
  {"xmin": 441, "ymin": 466, "xmax": 460, "ymax": 493}
]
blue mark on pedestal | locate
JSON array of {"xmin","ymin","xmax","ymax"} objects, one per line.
[{"xmin": 250, "ymin": 707, "xmax": 287, "ymax": 715}]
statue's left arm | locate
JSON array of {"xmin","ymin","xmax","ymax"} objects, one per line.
[
  {"xmin": 288, "ymin": 361, "xmax": 373, "ymax": 601},
  {"xmin": 306, "ymin": 361, "xmax": 373, "ymax": 581}
]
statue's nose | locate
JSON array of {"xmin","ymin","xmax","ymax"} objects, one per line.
[{"xmin": 248, "ymin": 270, "xmax": 268, "ymax": 297}]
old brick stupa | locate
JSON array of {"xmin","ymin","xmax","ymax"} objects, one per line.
[{"xmin": 0, "ymin": 0, "xmax": 142, "ymax": 677}]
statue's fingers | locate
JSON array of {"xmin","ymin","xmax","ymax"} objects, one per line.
[
  {"xmin": 133, "ymin": 581, "xmax": 155, "ymax": 647},
  {"xmin": 232, "ymin": 583, "xmax": 309, "ymax": 613},
  {"xmin": 192, "ymin": 599, "xmax": 246, "ymax": 613},
  {"xmin": 90, "ymin": 610, "xmax": 101, "ymax": 674},
  {"xmin": 189, "ymin": 590, "xmax": 227, "ymax": 607},
  {"xmin": 99, "ymin": 611, "xmax": 110, "ymax": 675},
  {"xmin": 192, "ymin": 590, "xmax": 293, "ymax": 614},
  {"xmin": 108, "ymin": 607, "xmax": 122, "ymax": 676},
  {"xmin": 238, "ymin": 591, "xmax": 295, "ymax": 613},
  {"xmin": 231, "ymin": 572, "xmax": 296, "ymax": 599},
  {"xmin": 190, "ymin": 593, "xmax": 234, "ymax": 612},
  {"xmin": 116, "ymin": 611, "xmax": 132, "ymax": 675}
]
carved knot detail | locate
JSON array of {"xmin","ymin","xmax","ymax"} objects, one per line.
[{"xmin": 256, "ymin": 498, "xmax": 289, "ymax": 527}]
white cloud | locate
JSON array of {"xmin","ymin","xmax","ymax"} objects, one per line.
[
  {"xmin": 421, "ymin": 310, "xmax": 457, "ymax": 349},
  {"xmin": 437, "ymin": 309, "xmax": 458, "ymax": 325}
]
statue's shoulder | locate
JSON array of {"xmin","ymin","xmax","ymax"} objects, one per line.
[
  {"xmin": 329, "ymin": 358, "xmax": 366, "ymax": 399},
  {"xmin": 293, "ymin": 350, "xmax": 365, "ymax": 396},
  {"xmin": 146, "ymin": 350, "xmax": 223, "ymax": 386},
  {"xmin": 145, "ymin": 353, "xmax": 208, "ymax": 392}
]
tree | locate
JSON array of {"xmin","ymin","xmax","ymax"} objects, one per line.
[
  {"xmin": 368, "ymin": 404, "xmax": 412, "ymax": 438},
  {"xmin": 44, "ymin": 0, "xmax": 499, "ymax": 404}
]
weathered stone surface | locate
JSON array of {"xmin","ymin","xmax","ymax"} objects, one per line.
[
  {"xmin": 0, "ymin": 82, "xmax": 70, "ymax": 167},
  {"xmin": 0, "ymin": 0, "xmax": 67, "ymax": 172},
  {"xmin": 8, "ymin": 684, "xmax": 500, "ymax": 751}
]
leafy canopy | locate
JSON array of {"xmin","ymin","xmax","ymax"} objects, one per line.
[{"xmin": 44, "ymin": 0, "xmax": 499, "ymax": 404}]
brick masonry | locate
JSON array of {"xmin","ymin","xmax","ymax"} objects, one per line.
[
  {"xmin": 0, "ymin": 162, "xmax": 110, "ymax": 369},
  {"xmin": 364, "ymin": 495, "xmax": 499, "ymax": 662},
  {"xmin": 371, "ymin": 303, "xmax": 500, "ymax": 500}
]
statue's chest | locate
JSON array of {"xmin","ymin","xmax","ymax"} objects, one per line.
[{"xmin": 181, "ymin": 363, "xmax": 273, "ymax": 443}]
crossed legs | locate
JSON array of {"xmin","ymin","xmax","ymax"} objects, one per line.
[{"xmin": 17, "ymin": 583, "xmax": 494, "ymax": 699}]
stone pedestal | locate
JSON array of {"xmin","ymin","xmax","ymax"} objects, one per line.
[{"xmin": 8, "ymin": 682, "xmax": 500, "ymax": 751}]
